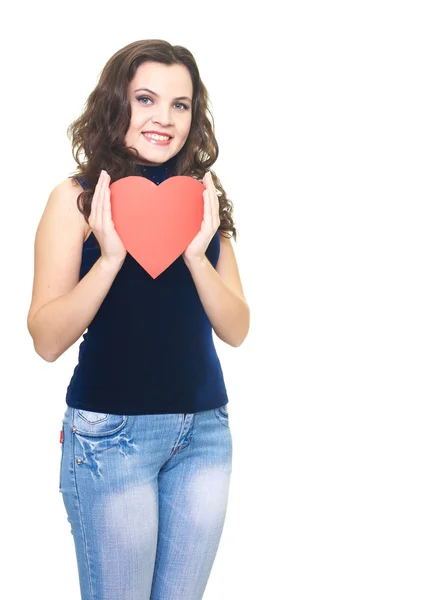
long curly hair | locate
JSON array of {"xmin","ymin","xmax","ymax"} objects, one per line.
[{"xmin": 67, "ymin": 39, "xmax": 237, "ymax": 240}]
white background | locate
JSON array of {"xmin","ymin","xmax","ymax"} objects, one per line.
[{"xmin": 1, "ymin": 0, "xmax": 425, "ymax": 598}]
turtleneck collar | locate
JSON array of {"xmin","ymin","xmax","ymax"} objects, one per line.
[{"xmin": 136, "ymin": 154, "xmax": 178, "ymax": 185}]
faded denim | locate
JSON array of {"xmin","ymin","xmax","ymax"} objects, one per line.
[{"xmin": 59, "ymin": 405, "xmax": 232, "ymax": 600}]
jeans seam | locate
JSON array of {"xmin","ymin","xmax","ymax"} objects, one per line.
[
  {"xmin": 59, "ymin": 425, "xmax": 65, "ymax": 491},
  {"xmin": 72, "ymin": 420, "xmax": 95, "ymax": 600},
  {"xmin": 165, "ymin": 413, "xmax": 187, "ymax": 460}
]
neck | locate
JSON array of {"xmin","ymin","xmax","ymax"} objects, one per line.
[{"xmin": 138, "ymin": 154, "xmax": 177, "ymax": 169}]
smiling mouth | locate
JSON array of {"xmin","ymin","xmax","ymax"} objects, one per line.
[{"xmin": 142, "ymin": 132, "xmax": 172, "ymax": 141}]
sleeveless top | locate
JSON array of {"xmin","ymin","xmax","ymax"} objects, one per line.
[{"xmin": 65, "ymin": 156, "xmax": 229, "ymax": 415}]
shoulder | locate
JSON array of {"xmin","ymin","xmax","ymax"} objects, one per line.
[
  {"xmin": 50, "ymin": 176, "xmax": 84, "ymax": 204},
  {"xmin": 47, "ymin": 177, "xmax": 91, "ymax": 241}
]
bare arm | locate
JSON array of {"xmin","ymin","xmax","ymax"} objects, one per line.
[
  {"xmin": 183, "ymin": 235, "xmax": 250, "ymax": 347},
  {"xmin": 28, "ymin": 255, "xmax": 123, "ymax": 362},
  {"xmin": 27, "ymin": 173, "xmax": 125, "ymax": 362}
]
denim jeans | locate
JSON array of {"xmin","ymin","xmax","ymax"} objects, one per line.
[{"xmin": 59, "ymin": 405, "xmax": 232, "ymax": 600}]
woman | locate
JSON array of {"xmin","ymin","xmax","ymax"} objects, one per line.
[{"xmin": 27, "ymin": 39, "xmax": 250, "ymax": 600}]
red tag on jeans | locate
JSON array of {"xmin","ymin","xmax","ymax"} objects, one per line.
[{"xmin": 60, "ymin": 429, "xmax": 63, "ymax": 444}]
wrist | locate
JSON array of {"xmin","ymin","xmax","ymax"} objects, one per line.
[
  {"xmin": 99, "ymin": 254, "xmax": 126, "ymax": 272},
  {"xmin": 183, "ymin": 253, "xmax": 207, "ymax": 268}
]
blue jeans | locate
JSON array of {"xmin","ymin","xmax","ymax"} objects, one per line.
[{"xmin": 59, "ymin": 405, "xmax": 232, "ymax": 600}]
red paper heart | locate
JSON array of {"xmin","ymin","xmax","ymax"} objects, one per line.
[{"xmin": 109, "ymin": 176, "xmax": 205, "ymax": 278}]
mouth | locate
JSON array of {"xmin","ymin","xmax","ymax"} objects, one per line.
[{"xmin": 142, "ymin": 132, "xmax": 173, "ymax": 144}]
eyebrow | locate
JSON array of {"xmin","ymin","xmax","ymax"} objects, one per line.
[{"xmin": 133, "ymin": 87, "xmax": 192, "ymax": 102}]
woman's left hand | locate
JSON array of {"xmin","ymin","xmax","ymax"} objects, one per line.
[{"xmin": 182, "ymin": 171, "xmax": 220, "ymax": 263}]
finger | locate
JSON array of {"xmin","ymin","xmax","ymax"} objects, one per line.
[
  {"xmin": 209, "ymin": 174, "xmax": 220, "ymax": 229},
  {"xmin": 102, "ymin": 172, "xmax": 112, "ymax": 229},
  {"xmin": 203, "ymin": 172, "xmax": 210, "ymax": 191},
  {"xmin": 203, "ymin": 188, "xmax": 211, "ymax": 229},
  {"xmin": 99, "ymin": 170, "xmax": 107, "ymax": 229},
  {"xmin": 213, "ymin": 186, "xmax": 220, "ymax": 228},
  {"xmin": 91, "ymin": 171, "xmax": 103, "ymax": 226},
  {"xmin": 205, "ymin": 173, "xmax": 214, "ymax": 226}
]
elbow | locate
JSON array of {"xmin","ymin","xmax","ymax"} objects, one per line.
[
  {"xmin": 27, "ymin": 314, "xmax": 60, "ymax": 362},
  {"xmin": 220, "ymin": 307, "xmax": 251, "ymax": 348},
  {"xmin": 34, "ymin": 341, "xmax": 59, "ymax": 363},
  {"xmin": 41, "ymin": 350, "xmax": 59, "ymax": 363},
  {"xmin": 28, "ymin": 330, "xmax": 59, "ymax": 363},
  {"xmin": 232, "ymin": 332, "xmax": 249, "ymax": 348},
  {"xmin": 233, "ymin": 308, "xmax": 250, "ymax": 347},
  {"xmin": 229, "ymin": 326, "xmax": 250, "ymax": 348}
]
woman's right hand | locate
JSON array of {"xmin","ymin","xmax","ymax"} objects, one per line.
[{"xmin": 89, "ymin": 170, "xmax": 127, "ymax": 265}]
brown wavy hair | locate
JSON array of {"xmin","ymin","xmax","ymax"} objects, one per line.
[{"xmin": 67, "ymin": 39, "xmax": 237, "ymax": 241}]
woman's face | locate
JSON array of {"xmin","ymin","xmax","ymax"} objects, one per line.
[{"xmin": 125, "ymin": 61, "xmax": 193, "ymax": 166}]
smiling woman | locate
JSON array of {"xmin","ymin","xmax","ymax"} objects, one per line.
[{"xmin": 27, "ymin": 38, "xmax": 249, "ymax": 600}]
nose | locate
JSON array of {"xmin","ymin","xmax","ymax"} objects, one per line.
[{"xmin": 153, "ymin": 105, "xmax": 173, "ymax": 127}]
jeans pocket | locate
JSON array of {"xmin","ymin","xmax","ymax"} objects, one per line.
[
  {"xmin": 74, "ymin": 409, "xmax": 128, "ymax": 437},
  {"xmin": 214, "ymin": 404, "xmax": 230, "ymax": 428}
]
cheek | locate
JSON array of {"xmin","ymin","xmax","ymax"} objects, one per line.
[
  {"xmin": 179, "ymin": 119, "xmax": 192, "ymax": 140},
  {"xmin": 127, "ymin": 121, "xmax": 142, "ymax": 140}
]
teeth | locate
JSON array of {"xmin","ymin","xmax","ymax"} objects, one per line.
[{"xmin": 144, "ymin": 133, "xmax": 171, "ymax": 141}]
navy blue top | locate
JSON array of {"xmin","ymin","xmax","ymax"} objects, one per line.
[{"xmin": 66, "ymin": 156, "xmax": 229, "ymax": 415}]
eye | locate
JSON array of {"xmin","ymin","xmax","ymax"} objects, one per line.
[
  {"xmin": 136, "ymin": 96, "xmax": 190, "ymax": 110},
  {"xmin": 137, "ymin": 96, "xmax": 152, "ymax": 105},
  {"xmin": 175, "ymin": 102, "xmax": 190, "ymax": 111}
]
